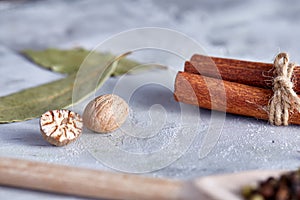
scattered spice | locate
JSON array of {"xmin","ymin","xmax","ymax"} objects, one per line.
[{"xmin": 242, "ymin": 169, "xmax": 300, "ymax": 200}]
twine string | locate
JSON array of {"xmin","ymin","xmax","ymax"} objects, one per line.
[{"xmin": 269, "ymin": 52, "xmax": 300, "ymax": 125}]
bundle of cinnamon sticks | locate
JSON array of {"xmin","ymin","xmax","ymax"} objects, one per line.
[{"xmin": 174, "ymin": 54, "xmax": 300, "ymax": 125}]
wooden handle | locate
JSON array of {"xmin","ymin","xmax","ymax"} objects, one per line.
[{"xmin": 0, "ymin": 157, "xmax": 185, "ymax": 200}]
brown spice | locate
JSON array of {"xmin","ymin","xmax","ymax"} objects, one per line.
[
  {"xmin": 83, "ymin": 94, "xmax": 129, "ymax": 133},
  {"xmin": 242, "ymin": 169, "xmax": 300, "ymax": 200},
  {"xmin": 184, "ymin": 54, "xmax": 300, "ymax": 93},
  {"xmin": 174, "ymin": 71, "xmax": 300, "ymax": 125}
]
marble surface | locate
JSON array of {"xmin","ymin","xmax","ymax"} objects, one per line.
[{"xmin": 1, "ymin": 0, "xmax": 300, "ymax": 199}]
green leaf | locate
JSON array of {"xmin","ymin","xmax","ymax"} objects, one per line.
[
  {"xmin": 1, "ymin": 48, "xmax": 166, "ymax": 123},
  {"xmin": 22, "ymin": 48, "xmax": 91, "ymax": 75},
  {"xmin": 22, "ymin": 48, "xmax": 149, "ymax": 76},
  {"xmin": 0, "ymin": 54, "xmax": 120, "ymax": 123},
  {"xmin": 0, "ymin": 74, "xmax": 76, "ymax": 123}
]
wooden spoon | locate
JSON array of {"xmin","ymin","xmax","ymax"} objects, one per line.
[{"xmin": 0, "ymin": 157, "xmax": 284, "ymax": 200}]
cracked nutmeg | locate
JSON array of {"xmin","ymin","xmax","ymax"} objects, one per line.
[
  {"xmin": 83, "ymin": 94, "xmax": 129, "ymax": 133},
  {"xmin": 40, "ymin": 110, "xmax": 83, "ymax": 146}
]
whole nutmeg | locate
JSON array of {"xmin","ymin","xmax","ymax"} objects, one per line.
[{"xmin": 83, "ymin": 94, "xmax": 129, "ymax": 133}]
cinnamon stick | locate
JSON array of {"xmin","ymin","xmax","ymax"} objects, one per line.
[
  {"xmin": 174, "ymin": 71, "xmax": 300, "ymax": 125},
  {"xmin": 184, "ymin": 54, "xmax": 300, "ymax": 93}
]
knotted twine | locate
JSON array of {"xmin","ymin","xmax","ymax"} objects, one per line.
[{"xmin": 269, "ymin": 52, "xmax": 300, "ymax": 125}]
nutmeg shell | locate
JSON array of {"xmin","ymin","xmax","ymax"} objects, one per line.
[
  {"xmin": 40, "ymin": 109, "xmax": 83, "ymax": 146},
  {"xmin": 83, "ymin": 94, "xmax": 129, "ymax": 133}
]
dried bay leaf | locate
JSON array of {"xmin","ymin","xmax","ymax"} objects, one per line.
[
  {"xmin": 1, "ymin": 48, "xmax": 165, "ymax": 123},
  {"xmin": 0, "ymin": 74, "xmax": 76, "ymax": 123},
  {"xmin": 22, "ymin": 48, "xmax": 90, "ymax": 74},
  {"xmin": 22, "ymin": 48, "xmax": 147, "ymax": 76},
  {"xmin": 0, "ymin": 55, "xmax": 120, "ymax": 123}
]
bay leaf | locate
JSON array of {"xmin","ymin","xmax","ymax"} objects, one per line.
[
  {"xmin": 22, "ymin": 48, "xmax": 91, "ymax": 75},
  {"xmin": 1, "ymin": 48, "xmax": 166, "ymax": 123},
  {"xmin": 22, "ymin": 48, "xmax": 150, "ymax": 76},
  {"xmin": 0, "ymin": 74, "xmax": 76, "ymax": 123},
  {"xmin": 0, "ymin": 55, "xmax": 120, "ymax": 123}
]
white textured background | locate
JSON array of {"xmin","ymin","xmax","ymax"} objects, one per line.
[{"xmin": 1, "ymin": 0, "xmax": 300, "ymax": 199}]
